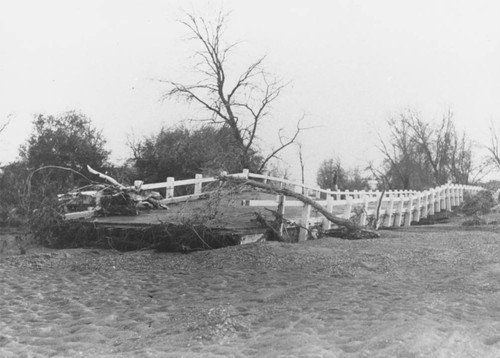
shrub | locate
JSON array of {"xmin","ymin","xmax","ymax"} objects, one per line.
[{"xmin": 461, "ymin": 190, "xmax": 495, "ymax": 216}]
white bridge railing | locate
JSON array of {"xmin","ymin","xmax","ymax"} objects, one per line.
[{"xmin": 143, "ymin": 169, "xmax": 483, "ymax": 240}]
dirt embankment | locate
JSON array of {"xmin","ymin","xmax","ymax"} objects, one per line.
[{"xmin": 1, "ymin": 221, "xmax": 500, "ymax": 357}]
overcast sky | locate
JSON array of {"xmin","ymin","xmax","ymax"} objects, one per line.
[{"xmin": 1, "ymin": 0, "xmax": 499, "ymax": 182}]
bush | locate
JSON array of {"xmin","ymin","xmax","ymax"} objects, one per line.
[
  {"xmin": 0, "ymin": 162, "xmax": 30, "ymax": 226},
  {"xmin": 461, "ymin": 190, "xmax": 495, "ymax": 216},
  {"xmin": 130, "ymin": 125, "xmax": 263, "ymax": 187}
]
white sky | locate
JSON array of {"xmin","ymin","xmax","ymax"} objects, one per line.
[{"xmin": 1, "ymin": 0, "xmax": 499, "ymax": 182}]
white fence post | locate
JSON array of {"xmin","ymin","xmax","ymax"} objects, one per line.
[
  {"xmin": 277, "ymin": 195, "xmax": 286, "ymax": 237},
  {"xmin": 360, "ymin": 195, "xmax": 369, "ymax": 226},
  {"xmin": 429, "ymin": 189, "xmax": 435, "ymax": 216},
  {"xmin": 404, "ymin": 196, "xmax": 414, "ymax": 226},
  {"xmin": 414, "ymin": 194, "xmax": 421, "ymax": 223},
  {"xmin": 395, "ymin": 197, "xmax": 405, "ymax": 227},
  {"xmin": 313, "ymin": 186, "xmax": 321, "ymax": 199},
  {"xmin": 421, "ymin": 191, "xmax": 429, "ymax": 219},
  {"xmin": 435, "ymin": 188, "xmax": 441, "ymax": 213},
  {"xmin": 384, "ymin": 195, "xmax": 395, "ymax": 227},
  {"xmin": 343, "ymin": 196, "xmax": 353, "ymax": 220},
  {"xmin": 322, "ymin": 193, "xmax": 334, "ymax": 231},
  {"xmin": 440, "ymin": 186, "xmax": 446, "ymax": 211},
  {"xmin": 446, "ymin": 185, "xmax": 452, "ymax": 211},
  {"xmin": 242, "ymin": 169, "xmax": 249, "ymax": 179},
  {"xmin": 166, "ymin": 177, "xmax": 175, "ymax": 198},
  {"xmin": 441, "ymin": 187, "xmax": 446, "ymax": 210},
  {"xmin": 299, "ymin": 203, "xmax": 311, "ymax": 242},
  {"xmin": 194, "ymin": 174, "xmax": 203, "ymax": 195}
]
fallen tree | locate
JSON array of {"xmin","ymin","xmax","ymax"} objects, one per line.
[{"xmin": 223, "ymin": 177, "xmax": 380, "ymax": 239}]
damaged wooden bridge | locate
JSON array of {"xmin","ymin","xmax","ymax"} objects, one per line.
[{"xmin": 64, "ymin": 169, "xmax": 483, "ymax": 246}]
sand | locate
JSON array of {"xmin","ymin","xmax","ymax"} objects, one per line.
[{"xmin": 1, "ymin": 226, "xmax": 500, "ymax": 357}]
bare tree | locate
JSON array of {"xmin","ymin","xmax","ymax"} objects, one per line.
[
  {"xmin": 487, "ymin": 124, "xmax": 500, "ymax": 171},
  {"xmin": 407, "ymin": 109, "xmax": 455, "ymax": 185},
  {"xmin": 449, "ymin": 131, "xmax": 474, "ymax": 184},
  {"xmin": 378, "ymin": 108, "xmax": 474, "ymax": 189},
  {"xmin": 377, "ymin": 110, "xmax": 428, "ymax": 189},
  {"xmin": 162, "ymin": 11, "xmax": 302, "ymax": 173}
]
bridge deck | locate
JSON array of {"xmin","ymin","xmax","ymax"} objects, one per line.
[{"xmin": 86, "ymin": 191, "xmax": 345, "ymax": 234}]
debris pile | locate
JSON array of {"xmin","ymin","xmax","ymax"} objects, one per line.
[{"xmin": 59, "ymin": 166, "xmax": 168, "ymax": 218}]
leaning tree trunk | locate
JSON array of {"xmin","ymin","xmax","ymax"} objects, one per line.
[{"xmin": 224, "ymin": 177, "xmax": 379, "ymax": 238}]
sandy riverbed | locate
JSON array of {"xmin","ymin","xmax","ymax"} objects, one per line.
[{"xmin": 1, "ymin": 225, "xmax": 500, "ymax": 357}]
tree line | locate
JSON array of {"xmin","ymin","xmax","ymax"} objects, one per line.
[
  {"xmin": 1, "ymin": 10, "xmax": 499, "ymax": 226},
  {"xmin": 317, "ymin": 108, "xmax": 497, "ymax": 192},
  {"xmin": 1, "ymin": 105, "xmax": 498, "ymax": 223}
]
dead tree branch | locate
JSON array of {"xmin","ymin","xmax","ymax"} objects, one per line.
[{"xmin": 0, "ymin": 117, "xmax": 10, "ymax": 134}]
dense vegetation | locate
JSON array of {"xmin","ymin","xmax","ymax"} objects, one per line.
[
  {"xmin": 129, "ymin": 125, "xmax": 262, "ymax": 182},
  {"xmin": 0, "ymin": 112, "xmax": 110, "ymax": 226}
]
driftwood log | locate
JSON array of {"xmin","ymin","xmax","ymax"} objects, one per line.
[{"xmin": 225, "ymin": 177, "xmax": 380, "ymax": 239}]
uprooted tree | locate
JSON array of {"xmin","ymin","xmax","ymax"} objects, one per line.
[{"xmin": 162, "ymin": 11, "xmax": 302, "ymax": 173}]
